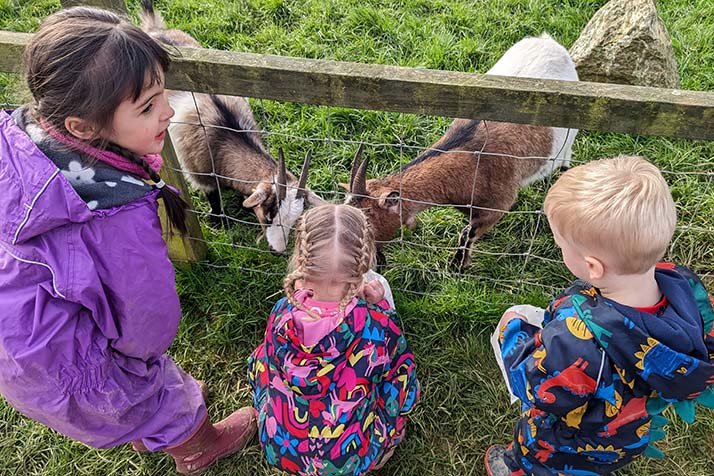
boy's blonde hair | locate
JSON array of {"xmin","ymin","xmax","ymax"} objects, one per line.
[
  {"xmin": 284, "ymin": 204, "xmax": 376, "ymax": 310},
  {"xmin": 543, "ymin": 155, "xmax": 676, "ymax": 274}
]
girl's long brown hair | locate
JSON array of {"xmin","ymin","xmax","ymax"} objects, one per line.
[{"xmin": 24, "ymin": 6, "xmax": 187, "ymax": 233}]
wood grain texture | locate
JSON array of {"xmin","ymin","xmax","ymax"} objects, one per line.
[
  {"xmin": 2, "ymin": 31, "xmax": 713, "ymax": 139},
  {"xmin": 158, "ymin": 132, "xmax": 207, "ymax": 265}
]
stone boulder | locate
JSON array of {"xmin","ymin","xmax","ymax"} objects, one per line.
[{"xmin": 569, "ymin": 0, "xmax": 680, "ymax": 88}]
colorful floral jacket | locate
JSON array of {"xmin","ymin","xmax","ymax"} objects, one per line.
[
  {"xmin": 248, "ymin": 297, "xmax": 420, "ymax": 476},
  {"xmin": 499, "ymin": 263, "xmax": 714, "ymax": 476}
]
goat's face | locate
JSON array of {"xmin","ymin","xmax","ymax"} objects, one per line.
[
  {"xmin": 342, "ymin": 144, "xmax": 413, "ymax": 247},
  {"xmin": 344, "ymin": 181, "xmax": 404, "ymax": 245},
  {"xmin": 265, "ymin": 185, "xmax": 324, "ymax": 254},
  {"xmin": 243, "ymin": 150, "xmax": 323, "ymax": 254}
]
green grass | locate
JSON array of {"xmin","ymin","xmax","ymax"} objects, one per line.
[{"xmin": 2, "ymin": 0, "xmax": 714, "ymax": 475}]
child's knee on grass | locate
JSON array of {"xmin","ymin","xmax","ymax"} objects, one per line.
[{"xmin": 498, "ymin": 310, "xmax": 525, "ymax": 332}]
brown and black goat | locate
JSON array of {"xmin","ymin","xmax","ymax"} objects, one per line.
[
  {"xmin": 344, "ymin": 34, "xmax": 579, "ymax": 270},
  {"xmin": 141, "ymin": 0, "xmax": 322, "ymax": 254}
]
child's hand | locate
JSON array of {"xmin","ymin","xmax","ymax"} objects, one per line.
[
  {"xmin": 359, "ymin": 279, "xmax": 385, "ymax": 304},
  {"xmin": 498, "ymin": 310, "xmax": 526, "ymax": 331}
]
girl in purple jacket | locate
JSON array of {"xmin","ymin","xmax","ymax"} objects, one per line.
[{"xmin": 0, "ymin": 7, "xmax": 254, "ymax": 474}]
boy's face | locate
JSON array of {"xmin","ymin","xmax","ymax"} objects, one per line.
[{"xmin": 551, "ymin": 225, "xmax": 592, "ymax": 282}]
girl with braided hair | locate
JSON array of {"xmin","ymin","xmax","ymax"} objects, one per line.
[
  {"xmin": 0, "ymin": 7, "xmax": 255, "ymax": 475},
  {"xmin": 248, "ymin": 203, "xmax": 420, "ymax": 475}
]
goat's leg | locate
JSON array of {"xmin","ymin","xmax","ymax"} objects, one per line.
[
  {"xmin": 450, "ymin": 209, "xmax": 505, "ymax": 272},
  {"xmin": 206, "ymin": 189, "xmax": 230, "ymax": 228},
  {"xmin": 450, "ymin": 223, "xmax": 478, "ymax": 271},
  {"xmin": 376, "ymin": 247, "xmax": 387, "ymax": 270}
]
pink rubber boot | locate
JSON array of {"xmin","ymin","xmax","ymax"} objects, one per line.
[{"xmin": 164, "ymin": 406, "xmax": 256, "ymax": 475}]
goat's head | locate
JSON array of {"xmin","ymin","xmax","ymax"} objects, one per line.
[
  {"xmin": 243, "ymin": 149, "xmax": 323, "ymax": 254},
  {"xmin": 341, "ymin": 144, "xmax": 410, "ymax": 246}
]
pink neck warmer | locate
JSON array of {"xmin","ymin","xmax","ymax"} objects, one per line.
[{"xmin": 39, "ymin": 118, "xmax": 163, "ymax": 179}]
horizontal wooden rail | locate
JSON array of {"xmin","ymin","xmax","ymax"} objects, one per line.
[
  {"xmin": 0, "ymin": 31, "xmax": 25, "ymax": 74},
  {"xmin": 2, "ymin": 30, "xmax": 713, "ymax": 140}
]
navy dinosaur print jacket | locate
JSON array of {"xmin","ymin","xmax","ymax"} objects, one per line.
[{"xmin": 498, "ymin": 263, "xmax": 714, "ymax": 476}]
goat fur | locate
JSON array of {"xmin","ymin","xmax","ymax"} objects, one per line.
[
  {"xmin": 140, "ymin": 0, "xmax": 321, "ymax": 254},
  {"xmin": 345, "ymin": 33, "xmax": 579, "ymax": 270}
]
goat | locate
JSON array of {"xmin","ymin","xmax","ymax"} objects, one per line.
[
  {"xmin": 140, "ymin": 0, "xmax": 322, "ymax": 254},
  {"xmin": 344, "ymin": 34, "xmax": 578, "ymax": 270}
]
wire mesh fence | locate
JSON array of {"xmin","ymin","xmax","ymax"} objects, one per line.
[
  {"xmin": 2, "ymin": 86, "xmax": 713, "ymax": 310},
  {"xmin": 157, "ymin": 91, "xmax": 714, "ymax": 307}
]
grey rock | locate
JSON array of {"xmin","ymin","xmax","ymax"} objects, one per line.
[{"xmin": 570, "ymin": 0, "xmax": 680, "ymax": 88}]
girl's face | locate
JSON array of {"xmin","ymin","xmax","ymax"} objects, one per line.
[{"xmin": 105, "ymin": 72, "xmax": 174, "ymax": 157}]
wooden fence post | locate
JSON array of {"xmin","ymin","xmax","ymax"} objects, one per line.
[
  {"xmin": 158, "ymin": 133, "xmax": 208, "ymax": 265},
  {"xmin": 59, "ymin": 0, "xmax": 127, "ymax": 13}
]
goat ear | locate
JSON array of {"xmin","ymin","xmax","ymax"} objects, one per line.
[
  {"xmin": 243, "ymin": 184, "xmax": 270, "ymax": 208},
  {"xmin": 305, "ymin": 190, "xmax": 326, "ymax": 207},
  {"xmin": 377, "ymin": 191, "xmax": 400, "ymax": 210},
  {"xmin": 252, "ymin": 206, "xmax": 268, "ymax": 237},
  {"xmin": 338, "ymin": 182, "xmax": 350, "ymax": 191}
]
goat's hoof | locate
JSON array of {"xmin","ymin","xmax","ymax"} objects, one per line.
[{"xmin": 449, "ymin": 254, "xmax": 471, "ymax": 272}]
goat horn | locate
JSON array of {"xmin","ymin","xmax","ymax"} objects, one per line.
[
  {"xmin": 349, "ymin": 143, "xmax": 364, "ymax": 193},
  {"xmin": 276, "ymin": 147, "xmax": 287, "ymax": 202},
  {"xmin": 295, "ymin": 150, "xmax": 311, "ymax": 200},
  {"xmin": 351, "ymin": 148, "xmax": 369, "ymax": 197},
  {"xmin": 350, "ymin": 144, "xmax": 364, "ymax": 192}
]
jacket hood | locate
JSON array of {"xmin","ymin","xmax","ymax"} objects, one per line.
[
  {"xmin": 0, "ymin": 110, "xmax": 93, "ymax": 244},
  {"xmin": 269, "ymin": 298, "xmax": 387, "ymax": 400},
  {"xmin": 570, "ymin": 265, "xmax": 714, "ymax": 402}
]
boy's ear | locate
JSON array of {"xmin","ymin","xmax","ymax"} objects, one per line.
[
  {"xmin": 64, "ymin": 116, "xmax": 97, "ymax": 140},
  {"xmin": 584, "ymin": 255, "xmax": 605, "ymax": 281}
]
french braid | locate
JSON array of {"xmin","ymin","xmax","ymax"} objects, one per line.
[
  {"xmin": 284, "ymin": 204, "xmax": 376, "ymax": 312},
  {"xmin": 105, "ymin": 142, "xmax": 188, "ymax": 234},
  {"xmin": 338, "ymin": 211, "xmax": 375, "ymax": 311},
  {"xmin": 283, "ymin": 216, "xmax": 309, "ymax": 304}
]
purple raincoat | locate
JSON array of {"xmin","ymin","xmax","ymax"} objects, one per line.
[{"xmin": 0, "ymin": 110, "xmax": 206, "ymax": 450}]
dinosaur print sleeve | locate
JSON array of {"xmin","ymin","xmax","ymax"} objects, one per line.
[{"xmin": 500, "ymin": 305, "xmax": 603, "ymax": 416}]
